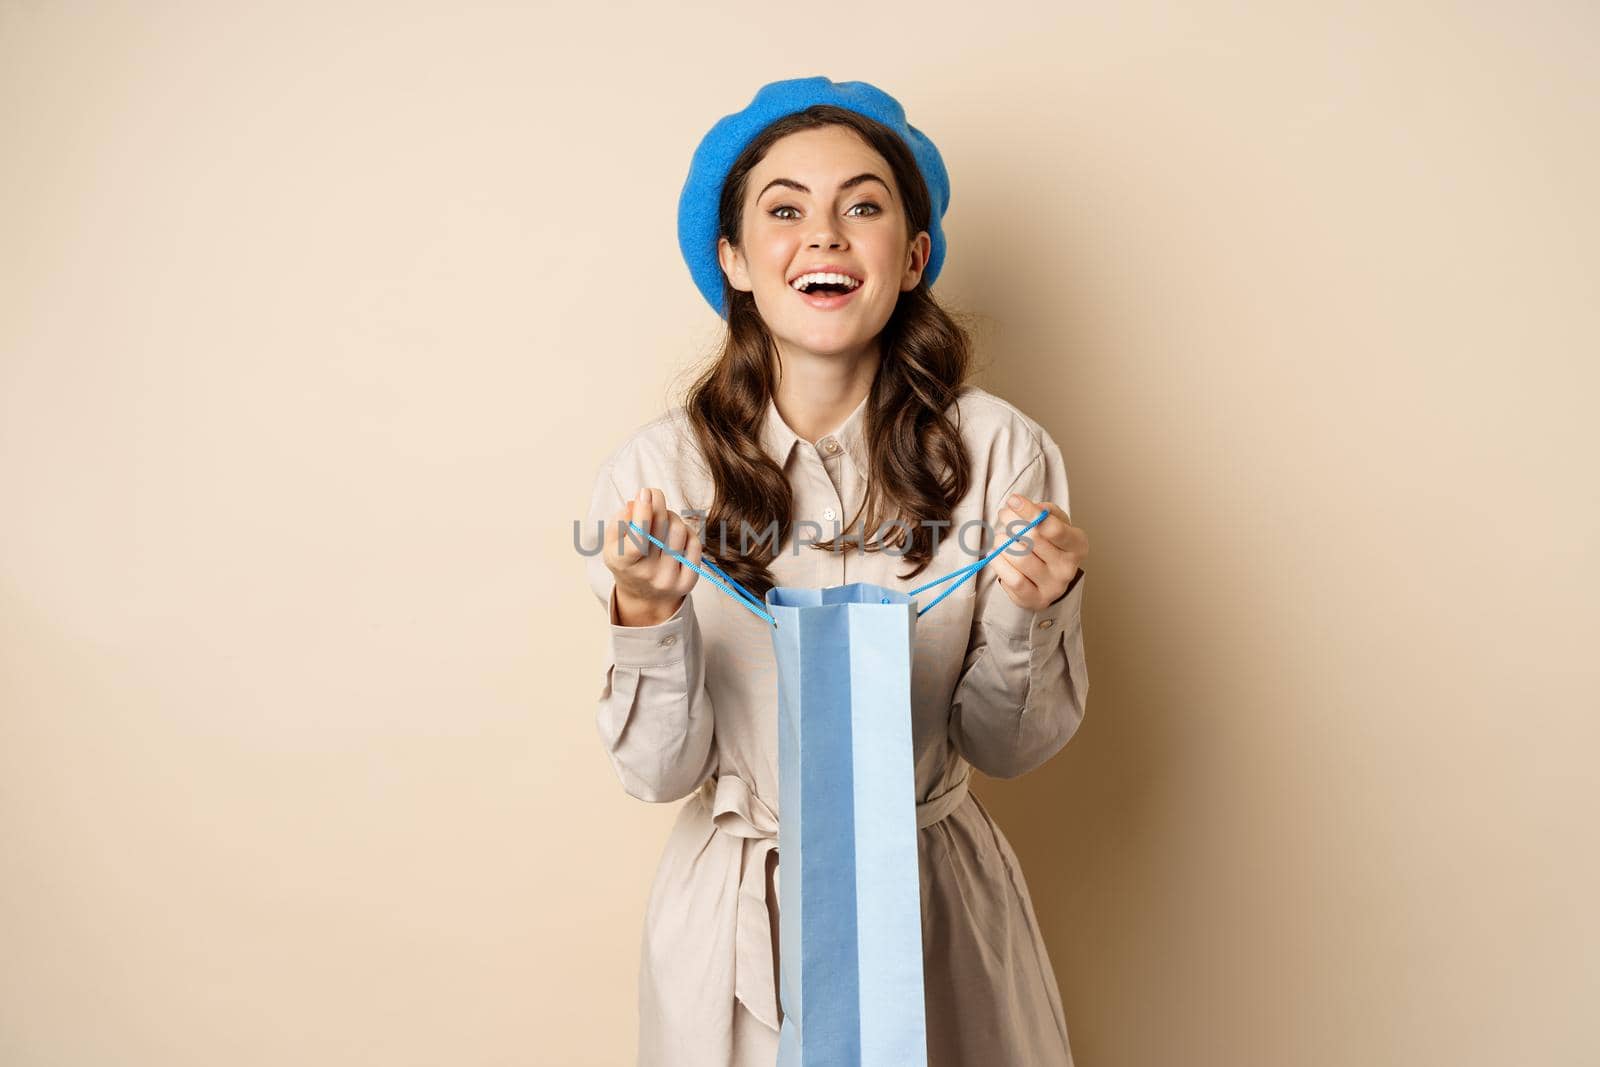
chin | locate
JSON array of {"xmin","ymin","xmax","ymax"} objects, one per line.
[{"xmin": 785, "ymin": 328, "xmax": 863, "ymax": 357}]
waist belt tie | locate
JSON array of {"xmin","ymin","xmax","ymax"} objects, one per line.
[{"xmin": 699, "ymin": 770, "xmax": 972, "ymax": 1033}]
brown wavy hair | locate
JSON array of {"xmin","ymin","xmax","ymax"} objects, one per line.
[{"xmin": 683, "ymin": 104, "xmax": 974, "ymax": 602}]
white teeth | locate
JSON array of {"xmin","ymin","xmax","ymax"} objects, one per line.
[{"xmin": 790, "ymin": 271, "xmax": 862, "ymax": 292}]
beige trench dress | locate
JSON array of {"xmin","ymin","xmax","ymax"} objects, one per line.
[{"xmin": 582, "ymin": 384, "xmax": 1090, "ymax": 1067}]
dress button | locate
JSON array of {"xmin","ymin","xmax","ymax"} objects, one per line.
[
  {"xmin": 1038, "ymin": 619, "xmax": 1054, "ymax": 629},
  {"xmin": 659, "ymin": 634, "xmax": 677, "ymax": 647},
  {"xmin": 823, "ymin": 508, "xmax": 837, "ymax": 521},
  {"xmin": 823, "ymin": 438, "xmax": 840, "ymax": 454}
]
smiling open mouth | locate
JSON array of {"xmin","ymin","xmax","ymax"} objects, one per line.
[{"xmin": 790, "ymin": 271, "xmax": 863, "ymax": 309}]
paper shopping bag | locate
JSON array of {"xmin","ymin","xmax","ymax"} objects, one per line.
[{"xmin": 765, "ymin": 581, "xmax": 929, "ymax": 1067}]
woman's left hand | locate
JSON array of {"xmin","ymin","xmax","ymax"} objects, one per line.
[{"xmin": 992, "ymin": 493, "xmax": 1089, "ymax": 611}]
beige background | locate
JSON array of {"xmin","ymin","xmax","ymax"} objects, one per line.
[{"xmin": 2, "ymin": 2, "xmax": 1595, "ymax": 1064}]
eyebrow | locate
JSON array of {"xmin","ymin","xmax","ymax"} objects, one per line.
[{"xmin": 757, "ymin": 173, "xmax": 893, "ymax": 201}]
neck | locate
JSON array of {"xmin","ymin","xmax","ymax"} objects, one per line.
[{"xmin": 770, "ymin": 337, "xmax": 880, "ymax": 444}]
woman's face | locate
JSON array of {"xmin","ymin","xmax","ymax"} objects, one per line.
[{"xmin": 718, "ymin": 125, "xmax": 930, "ymax": 363}]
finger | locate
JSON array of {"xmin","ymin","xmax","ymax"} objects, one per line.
[
  {"xmin": 996, "ymin": 529, "xmax": 1050, "ymax": 584},
  {"xmin": 1001, "ymin": 496, "xmax": 1074, "ymax": 554},
  {"xmin": 993, "ymin": 550, "xmax": 1042, "ymax": 600},
  {"xmin": 672, "ymin": 531, "xmax": 704, "ymax": 591},
  {"xmin": 615, "ymin": 498, "xmax": 640, "ymax": 564},
  {"xmin": 647, "ymin": 488, "xmax": 669, "ymax": 559},
  {"xmin": 665, "ymin": 510, "xmax": 691, "ymax": 554},
  {"xmin": 654, "ymin": 511, "xmax": 692, "ymax": 590},
  {"xmin": 682, "ymin": 509, "xmax": 703, "ymax": 556},
  {"xmin": 998, "ymin": 507, "xmax": 1073, "ymax": 568},
  {"xmin": 998, "ymin": 495, "xmax": 1056, "ymax": 545},
  {"xmin": 1007, "ymin": 493, "xmax": 1071, "ymax": 528},
  {"xmin": 672, "ymin": 522, "xmax": 703, "ymax": 596},
  {"xmin": 608, "ymin": 502, "xmax": 635, "ymax": 566},
  {"xmin": 626, "ymin": 487, "xmax": 654, "ymax": 564},
  {"xmin": 624, "ymin": 489, "xmax": 643, "ymax": 563}
]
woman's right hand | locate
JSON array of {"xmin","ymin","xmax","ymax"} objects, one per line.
[{"xmin": 603, "ymin": 486, "xmax": 702, "ymax": 627}]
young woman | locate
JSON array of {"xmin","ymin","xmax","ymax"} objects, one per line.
[{"xmin": 582, "ymin": 77, "xmax": 1091, "ymax": 1067}]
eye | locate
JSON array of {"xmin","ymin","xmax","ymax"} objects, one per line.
[{"xmin": 767, "ymin": 201, "xmax": 882, "ymax": 221}]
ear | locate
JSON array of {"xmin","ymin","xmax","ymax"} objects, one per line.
[
  {"xmin": 717, "ymin": 236, "xmax": 753, "ymax": 293},
  {"xmin": 900, "ymin": 230, "xmax": 932, "ymax": 291}
]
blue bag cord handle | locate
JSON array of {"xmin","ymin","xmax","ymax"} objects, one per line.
[
  {"xmin": 622, "ymin": 520, "xmax": 776, "ymax": 626},
  {"xmin": 622, "ymin": 507, "xmax": 1049, "ymax": 628},
  {"xmin": 906, "ymin": 507, "xmax": 1049, "ymax": 616}
]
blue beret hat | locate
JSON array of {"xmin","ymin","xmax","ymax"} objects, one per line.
[{"xmin": 676, "ymin": 76, "xmax": 951, "ymax": 319}]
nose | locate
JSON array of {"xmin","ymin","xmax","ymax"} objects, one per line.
[{"xmin": 806, "ymin": 221, "xmax": 846, "ymax": 250}]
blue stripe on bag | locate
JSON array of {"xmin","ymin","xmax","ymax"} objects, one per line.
[{"xmin": 767, "ymin": 584, "xmax": 925, "ymax": 1064}]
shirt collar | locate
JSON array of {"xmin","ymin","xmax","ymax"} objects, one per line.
[{"xmin": 759, "ymin": 390, "xmax": 871, "ymax": 478}]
